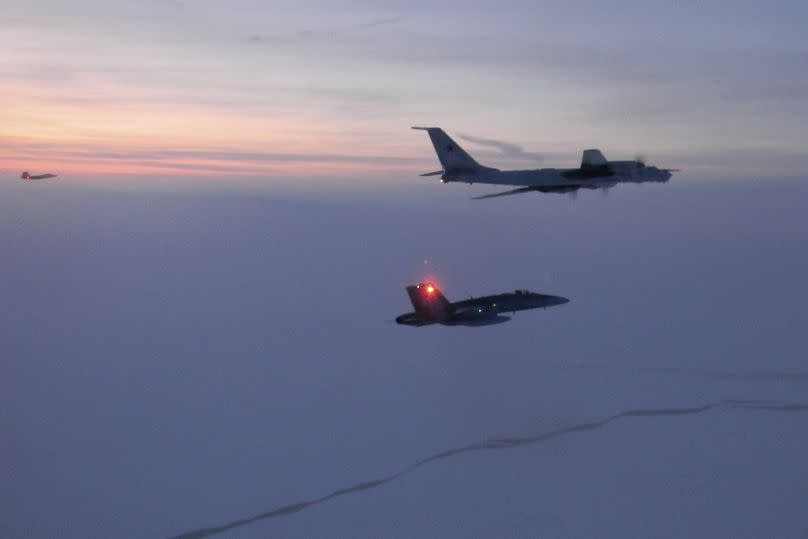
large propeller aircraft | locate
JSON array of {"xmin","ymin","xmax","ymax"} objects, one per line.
[{"xmin": 413, "ymin": 127, "xmax": 677, "ymax": 199}]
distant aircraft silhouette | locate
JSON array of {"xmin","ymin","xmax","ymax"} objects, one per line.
[{"xmin": 21, "ymin": 171, "xmax": 57, "ymax": 180}]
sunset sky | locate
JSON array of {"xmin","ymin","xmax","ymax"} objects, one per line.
[{"xmin": 2, "ymin": 0, "xmax": 807, "ymax": 179}]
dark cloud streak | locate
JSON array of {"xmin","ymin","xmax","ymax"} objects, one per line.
[
  {"xmin": 1, "ymin": 140, "xmax": 424, "ymax": 173},
  {"xmin": 166, "ymin": 398, "xmax": 808, "ymax": 539},
  {"xmin": 360, "ymin": 16, "xmax": 404, "ymax": 28},
  {"xmin": 247, "ymin": 14, "xmax": 403, "ymax": 44}
]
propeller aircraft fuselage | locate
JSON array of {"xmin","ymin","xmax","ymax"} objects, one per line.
[{"xmin": 413, "ymin": 127, "xmax": 675, "ymax": 199}]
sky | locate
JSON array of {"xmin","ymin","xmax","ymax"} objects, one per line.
[
  {"xmin": 2, "ymin": 2, "xmax": 808, "ymax": 539},
  {"xmin": 2, "ymin": 0, "xmax": 807, "ymax": 180}
]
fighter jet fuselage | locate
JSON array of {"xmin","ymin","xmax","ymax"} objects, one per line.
[
  {"xmin": 396, "ymin": 283, "xmax": 569, "ymax": 327},
  {"xmin": 21, "ymin": 171, "xmax": 57, "ymax": 180},
  {"xmin": 413, "ymin": 127, "xmax": 675, "ymax": 199}
]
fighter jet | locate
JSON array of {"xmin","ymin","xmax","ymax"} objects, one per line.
[
  {"xmin": 396, "ymin": 282, "xmax": 569, "ymax": 327},
  {"xmin": 413, "ymin": 127, "xmax": 676, "ymax": 199},
  {"xmin": 21, "ymin": 171, "xmax": 57, "ymax": 180}
]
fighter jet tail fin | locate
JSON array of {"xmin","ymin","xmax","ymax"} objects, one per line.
[
  {"xmin": 406, "ymin": 283, "xmax": 453, "ymax": 320},
  {"xmin": 581, "ymin": 149, "xmax": 607, "ymax": 168},
  {"xmin": 412, "ymin": 127, "xmax": 483, "ymax": 174}
]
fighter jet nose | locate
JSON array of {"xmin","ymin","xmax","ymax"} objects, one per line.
[{"xmin": 537, "ymin": 294, "xmax": 569, "ymax": 308}]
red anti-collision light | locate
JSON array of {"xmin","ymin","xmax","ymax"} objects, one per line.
[{"xmin": 426, "ymin": 285, "xmax": 435, "ymax": 294}]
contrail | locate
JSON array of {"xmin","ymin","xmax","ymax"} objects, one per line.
[
  {"xmin": 166, "ymin": 398, "xmax": 808, "ymax": 539},
  {"xmin": 457, "ymin": 133, "xmax": 544, "ymax": 163}
]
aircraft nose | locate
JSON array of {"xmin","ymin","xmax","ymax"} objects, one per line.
[{"xmin": 537, "ymin": 294, "xmax": 569, "ymax": 307}]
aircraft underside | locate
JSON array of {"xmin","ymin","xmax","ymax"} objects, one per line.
[{"xmin": 395, "ymin": 312, "xmax": 511, "ymax": 327}]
